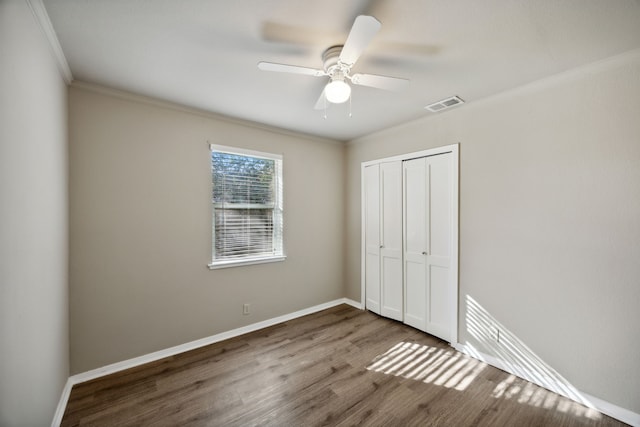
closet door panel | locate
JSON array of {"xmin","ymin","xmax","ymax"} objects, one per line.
[
  {"xmin": 380, "ymin": 161, "xmax": 403, "ymax": 321},
  {"xmin": 364, "ymin": 164, "xmax": 381, "ymax": 314},
  {"xmin": 425, "ymin": 154, "xmax": 453, "ymax": 341},
  {"xmin": 429, "ymin": 156, "xmax": 451, "ymax": 259},
  {"xmin": 364, "ymin": 146, "xmax": 457, "ymax": 344},
  {"xmin": 427, "ymin": 265, "xmax": 450, "ymax": 339},
  {"xmin": 381, "ymin": 162, "xmax": 402, "ymax": 249},
  {"xmin": 381, "ymin": 256, "xmax": 403, "ymax": 320},
  {"xmin": 403, "ymin": 158, "xmax": 427, "ymax": 329},
  {"xmin": 404, "ymin": 259, "xmax": 425, "ymax": 329},
  {"xmin": 404, "ymin": 159, "xmax": 426, "ymax": 256}
]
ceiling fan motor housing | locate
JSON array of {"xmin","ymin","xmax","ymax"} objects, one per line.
[
  {"xmin": 322, "ymin": 45, "xmax": 348, "ymax": 77},
  {"xmin": 258, "ymin": 16, "xmax": 409, "ymax": 109}
]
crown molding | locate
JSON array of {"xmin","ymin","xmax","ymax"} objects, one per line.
[
  {"xmin": 70, "ymin": 80, "xmax": 343, "ymax": 145},
  {"xmin": 348, "ymin": 47, "xmax": 640, "ymax": 146},
  {"xmin": 26, "ymin": 0, "xmax": 73, "ymax": 84}
]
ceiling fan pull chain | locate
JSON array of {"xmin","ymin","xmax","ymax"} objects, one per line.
[
  {"xmin": 258, "ymin": 16, "xmax": 409, "ymax": 115},
  {"xmin": 323, "ymin": 96, "xmax": 328, "ymax": 119}
]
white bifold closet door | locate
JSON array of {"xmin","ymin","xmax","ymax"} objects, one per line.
[
  {"xmin": 364, "ymin": 164, "xmax": 381, "ymax": 314},
  {"xmin": 364, "ymin": 161, "xmax": 403, "ymax": 321},
  {"xmin": 403, "ymin": 153, "xmax": 453, "ymax": 342}
]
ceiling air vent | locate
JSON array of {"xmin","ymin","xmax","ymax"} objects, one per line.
[{"xmin": 425, "ymin": 96, "xmax": 465, "ymax": 113}]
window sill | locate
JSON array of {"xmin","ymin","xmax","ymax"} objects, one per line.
[{"xmin": 208, "ymin": 255, "xmax": 286, "ymax": 270}]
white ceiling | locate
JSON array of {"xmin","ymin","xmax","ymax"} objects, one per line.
[{"xmin": 44, "ymin": 0, "xmax": 640, "ymax": 141}]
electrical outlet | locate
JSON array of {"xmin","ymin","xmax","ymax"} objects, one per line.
[
  {"xmin": 492, "ymin": 327, "xmax": 500, "ymax": 342},
  {"xmin": 243, "ymin": 303, "xmax": 250, "ymax": 315}
]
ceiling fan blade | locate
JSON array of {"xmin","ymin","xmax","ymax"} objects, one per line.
[
  {"xmin": 261, "ymin": 21, "xmax": 342, "ymax": 47},
  {"xmin": 339, "ymin": 15, "xmax": 381, "ymax": 66},
  {"xmin": 314, "ymin": 89, "xmax": 327, "ymax": 110},
  {"xmin": 258, "ymin": 62, "xmax": 326, "ymax": 77},
  {"xmin": 351, "ymin": 73, "xmax": 409, "ymax": 91}
]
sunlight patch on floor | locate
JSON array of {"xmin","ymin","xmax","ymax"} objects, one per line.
[
  {"xmin": 465, "ymin": 295, "xmax": 602, "ymax": 421},
  {"xmin": 491, "ymin": 374, "xmax": 603, "ymax": 420},
  {"xmin": 368, "ymin": 339, "xmax": 603, "ymax": 422},
  {"xmin": 366, "ymin": 341, "xmax": 485, "ymax": 391}
]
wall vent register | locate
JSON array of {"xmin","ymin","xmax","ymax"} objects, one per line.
[{"xmin": 424, "ymin": 96, "xmax": 465, "ymax": 113}]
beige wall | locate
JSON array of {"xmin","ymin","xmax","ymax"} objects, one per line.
[
  {"xmin": 345, "ymin": 51, "xmax": 640, "ymax": 413},
  {"xmin": 61, "ymin": 29, "xmax": 639, "ymax": 418},
  {"xmin": 2, "ymin": 0, "xmax": 637, "ymax": 421},
  {"xmin": 68, "ymin": 85, "xmax": 345, "ymax": 373},
  {"xmin": 0, "ymin": 1, "xmax": 69, "ymax": 425}
]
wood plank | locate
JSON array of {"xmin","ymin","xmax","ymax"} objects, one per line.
[{"xmin": 61, "ymin": 305, "xmax": 626, "ymax": 427}]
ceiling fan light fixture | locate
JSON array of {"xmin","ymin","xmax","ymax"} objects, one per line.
[
  {"xmin": 325, "ymin": 79, "xmax": 351, "ymax": 104},
  {"xmin": 258, "ymin": 15, "xmax": 408, "ymax": 111}
]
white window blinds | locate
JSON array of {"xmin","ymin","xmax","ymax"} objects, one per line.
[{"xmin": 209, "ymin": 145, "xmax": 284, "ymax": 267}]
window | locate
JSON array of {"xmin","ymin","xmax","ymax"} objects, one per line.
[{"xmin": 209, "ymin": 144, "xmax": 284, "ymax": 269}]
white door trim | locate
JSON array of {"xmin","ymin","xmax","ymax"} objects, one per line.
[{"xmin": 361, "ymin": 143, "xmax": 459, "ymax": 344}]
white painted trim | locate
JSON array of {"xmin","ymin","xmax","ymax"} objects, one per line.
[
  {"xmin": 208, "ymin": 255, "xmax": 286, "ymax": 270},
  {"xmin": 581, "ymin": 392, "xmax": 640, "ymax": 427},
  {"xmin": 51, "ymin": 378, "xmax": 73, "ymax": 427},
  {"xmin": 347, "ymin": 49, "xmax": 640, "ymax": 148},
  {"xmin": 343, "ymin": 297, "xmax": 363, "ymax": 310},
  {"xmin": 360, "ymin": 144, "xmax": 459, "ymax": 344},
  {"xmin": 26, "ymin": 0, "xmax": 73, "ymax": 84},
  {"xmin": 449, "ymin": 144, "xmax": 459, "ymax": 344},
  {"xmin": 52, "ymin": 297, "xmax": 636, "ymax": 426},
  {"xmin": 70, "ymin": 81, "xmax": 342, "ymax": 145},
  {"xmin": 361, "ymin": 144, "xmax": 458, "ymax": 168},
  {"xmin": 360, "ymin": 162, "xmax": 367, "ymax": 310},
  {"xmin": 67, "ymin": 298, "xmax": 353, "ymax": 385},
  {"xmin": 53, "ymin": 298, "xmax": 359, "ymax": 425},
  {"xmin": 462, "ymin": 48, "xmax": 640, "ymax": 114},
  {"xmin": 453, "ymin": 343, "xmax": 640, "ymax": 427},
  {"xmin": 209, "ymin": 144, "xmax": 283, "ymax": 161}
]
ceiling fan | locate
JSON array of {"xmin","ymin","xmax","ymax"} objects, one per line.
[{"xmin": 258, "ymin": 15, "xmax": 409, "ymax": 110}]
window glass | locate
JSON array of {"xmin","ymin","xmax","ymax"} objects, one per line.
[{"xmin": 209, "ymin": 146, "xmax": 284, "ymax": 268}]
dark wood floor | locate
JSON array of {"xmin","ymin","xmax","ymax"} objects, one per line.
[{"xmin": 61, "ymin": 305, "xmax": 626, "ymax": 426}]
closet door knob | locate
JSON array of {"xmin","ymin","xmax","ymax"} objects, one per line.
[
  {"xmin": 380, "ymin": 245, "xmax": 384, "ymax": 249},
  {"xmin": 422, "ymin": 251, "xmax": 428, "ymax": 255}
]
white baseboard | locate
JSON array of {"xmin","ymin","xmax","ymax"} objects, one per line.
[
  {"xmin": 72, "ymin": 298, "xmax": 358, "ymax": 384},
  {"xmin": 453, "ymin": 343, "xmax": 639, "ymax": 427},
  {"xmin": 343, "ymin": 297, "xmax": 363, "ymax": 309},
  {"xmin": 580, "ymin": 391, "xmax": 640, "ymax": 427},
  {"xmin": 53, "ymin": 300, "xmax": 636, "ymax": 427},
  {"xmin": 51, "ymin": 378, "xmax": 73, "ymax": 427},
  {"xmin": 52, "ymin": 298, "xmax": 360, "ymax": 426}
]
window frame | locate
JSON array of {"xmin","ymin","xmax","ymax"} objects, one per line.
[{"xmin": 208, "ymin": 144, "xmax": 285, "ymax": 269}]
